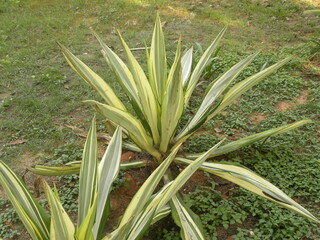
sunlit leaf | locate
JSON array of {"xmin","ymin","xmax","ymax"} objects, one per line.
[
  {"xmin": 78, "ymin": 116, "xmax": 98, "ymax": 226},
  {"xmin": 0, "ymin": 161, "xmax": 50, "ymax": 240},
  {"xmin": 43, "ymin": 182, "xmax": 75, "ymax": 240},
  {"xmin": 175, "ymin": 158, "xmax": 320, "ymax": 223}
]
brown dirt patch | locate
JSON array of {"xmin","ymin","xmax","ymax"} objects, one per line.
[
  {"xmin": 296, "ymin": 90, "xmax": 309, "ymax": 104},
  {"xmin": 181, "ymin": 170, "xmax": 210, "ymax": 195},
  {"xmin": 275, "ymin": 90, "xmax": 309, "ymax": 112},
  {"xmin": 248, "ymin": 112, "xmax": 267, "ymax": 125},
  {"xmin": 107, "ymin": 167, "xmax": 151, "ymax": 232},
  {"xmin": 121, "ymin": 151, "xmax": 136, "ymax": 162}
]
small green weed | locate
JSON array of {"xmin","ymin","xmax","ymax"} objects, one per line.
[
  {"xmin": 183, "ymin": 134, "xmax": 221, "ymax": 154},
  {"xmin": 0, "ymin": 199, "xmax": 20, "ymax": 239},
  {"xmin": 232, "ymin": 189, "xmax": 320, "ymax": 240},
  {"xmin": 184, "ymin": 185, "xmax": 247, "ymax": 240}
]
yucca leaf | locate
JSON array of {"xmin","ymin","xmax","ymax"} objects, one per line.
[
  {"xmin": 43, "ymin": 182, "xmax": 75, "ymax": 240},
  {"xmin": 175, "ymin": 158, "xmax": 320, "ymax": 223},
  {"xmin": 124, "ymin": 140, "xmax": 224, "ymax": 240},
  {"xmin": 156, "ymin": 139, "xmax": 224, "ymax": 212},
  {"xmin": 184, "ymin": 27, "xmax": 227, "ymax": 106},
  {"xmin": 151, "ymin": 204, "xmax": 171, "ymax": 225},
  {"xmin": 57, "ymin": 43, "xmax": 125, "ymax": 111},
  {"xmin": 117, "ymin": 31, "xmax": 160, "ymax": 145},
  {"xmin": 119, "ymin": 160, "xmax": 146, "ymax": 170},
  {"xmin": 93, "ymin": 127, "xmax": 122, "ymax": 238},
  {"xmin": 185, "ymin": 119, "xmax": 311, "ymax": 159},
  {"xmin": 0, "ymin": 161, "xmax": 50, "ymax": 240},
  {"xmin": 177, "ymin": 52, "xmax": 259, "ymax": 139},
  {"xmin": 30, "ymin": 160, "xmax": 146, "ymax": 176},
  {"xmin": 118, "ymin": 143, "xmax": 181, "ymax": 228},
  {"xmin": 208, "ymin": 57, "xmax": 291, "ymax": 119},
  {"xmin": 29, "ymin": 164, "xmax": 82, "ymax": 176},
  {"xmin": 76, "ymin": 193, "xmax": 98, "ymax": 240},
  {"xmin": 125, "ymin": 182, "xmax": 173, "ymax": 240},
  {"xmin": 85, "ymin": 100, "xmax": 161, "ymax": 160},
  {"xmin": 171, "ymin": 194, "xmax": 206, "ymax": 240},
  {"xmin": 160, "ymin": 39, "xmax": 184, "ymax": 152},
  {"xmin": 149, "ymin": 14, "xmax": 167, "ymax": 103},
  {"xmin": 78, "ymin": 116, "xmax": 98, "ymax": 226},
  {"xmin": 181, "ymin": 47, "xmax": 193, "ymax": 87},
  {"xmin": 102, "ymin": 217, "xmax": 134, "ymax": 240},
  {"xmin": 93, "ymin": 32, "xmax": 142, "ymax": 108}
]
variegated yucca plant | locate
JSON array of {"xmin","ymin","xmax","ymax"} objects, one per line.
[
  {"xmin": 1, "ymin": 15, "xmax": 319, "ymax": 240},
  {"xmin": 1, "ymin": 117, "xmax": 228, "ymax": 239}
]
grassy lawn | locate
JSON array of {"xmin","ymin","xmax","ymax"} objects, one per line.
[{"xmin": 0, "ymin": 0, "xmax": 319, "ymax": 239}]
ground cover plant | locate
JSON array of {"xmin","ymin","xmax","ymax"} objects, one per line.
[{"xmin": 0, "ymin": 0, "xmax": 319, "ymax": 239}]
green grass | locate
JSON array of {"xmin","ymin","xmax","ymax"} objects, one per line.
[{"xmin": 0, "ymin": 0, "xmax": 319, "ymax": 239}]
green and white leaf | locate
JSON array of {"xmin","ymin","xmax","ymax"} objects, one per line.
[
  {"xmin": 93, "ymin": 127, "xmax": 123, "ymax": 237},
  {"xmin": 85, "ymin": 100, "xmax": 161, "ymax": 160},
  {"xmin": 175, "ymin": 158, "xmax": 320, "ymax": 223},
  {"xmin": 184, "ymin": 27, "xmax": 227, "ymax": 105},
  {"xmin": 177, "ymin": 52, "xmax": 259, "ymax": 139},
  {"xmin": 181, "ymin": 47, "xmax": 193, "ymax": 87},
  {"xmin": 185, "ymin": 119, "xmax": 311, "ymax": 159},
  {"xmin": 76, "ymin": 194, "xmax": 98, "ymax": 240},
  {"xmin": 43, "ymin": 182, "xmax": 75, "ymax": 240},
  {"xmin": 208, "ymin": 57, "xmax": 291, "ymax": 119},
  {"xmin": 0, "ymin": 161, "xmax": 50, "ymax": 240},
  {"xmin": 0, "ymin": 161, "xmax": 50, "ymax": 239},
  {"xmin": 118, "ymin": 31, "xmax": 160, "ymax": 144},
  {"xmin": 29, "ymin": 164, "xmax": 81, "ymax": 176},
  {"xmin": 125, "ymin": 182, "xmax": 173, "ymax": 240},
  {"xmin": 78, "ymin": 116, "xmax": 98, "ymax": 226},
  {"xmin": 149, "ymin": 14, "xmax": 167, "ymax": 103},
  {"xmin": 58, "ymin": 42, "xmax": 125, "ymax": 111},
  {"xmin": 124, "ymin": 140, "xmax": 224, "ymax": 239},
  {"xmin": 151, "ymin": 204, "xmax": 171, "ymax": 225},
  {"xmin": 156, "ymin": 139, "xmax": 224, "ymax": 212},
  {"xmin": 118, "ymin": 143, "xmax": 181, "ymax": 228},
  {"xmin": 30, "ymin": 160, "xmax": 146, "ymax": 176},
  {"xmin": 93, "ymin": 32, "xmax": 141, "ymax": 111},
  {"xmin": 160, "ymin": 40, "xmax": 184, "ymax": 152},
  {"xmin": 171, "ymin": 194, "xmax": 206, "ymax": 240}
]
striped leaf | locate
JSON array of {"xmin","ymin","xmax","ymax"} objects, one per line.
[
  {"xmin": 78, "ymin": 116, "xmax": 98, "ymax": 226},
  {"xmin": 118, "ymin": 31, "xmax": 160, "ymax": 145},
  {"xmin": 0, "ymin": 161, "xmax": 50, "ymax": 240},
  {"xmin": 93, "ymin": 32, "xmax": 142, "ymax": 114},
  {"xmin": 160, "ymin": 40, "xmax": 184, "ymax": 152},
  {"xmin": 185, "ymin": 119, "xmax": 311, "ymax": 159},
  {"xmin": 102, "ymin": 218, "xmax": 134, "ymax": 240},
  {"xmin": 156, "ymin": 139, "xmax": 224, "ymax": 212},
  {"xmin": 175, "ymin": 158, "xmax": 320, "ymax": 223},
  {"xmin": 93, "ymin": 127, "xmax": 122, "ymax": 237},
  {"xmin": 85, "ymin": 100, "xmax": 161, "ymax": 160},
  {"xmin": 151, "ymin": 204, "xmax": 171, "ymax": 225},
  {"xmin": 171, "ymin": 194, "xmax": 206, "ymax": 240},
  {"xmin": 58, "ymin": 43, "xmax": 125, "ymax": 111},
  {"xmin": 123, "ymin": 140, "xmax": 224, "ymax": 239},
  {"xmin": 76, "ymin": 193, "xmax": 97, "ymax": 240},
  {"xmin": 184, "ymin": 27, "xmax": 227, "ymax": 106},
  {"xmin": 125, "ymin": 182, "xmax": 173, "ymax": 240},
  {"xmin": 43, "ymin": 182, "xmax": 75, "ymax": 240},
  {"xmin": 30, "ymin": 160, "xmax": 146, "ymax": 176},
  {"xmin": 149, "ymin": 14, "xmax": 167, "ymax": 103},
  {"xmin": 177, "ymin": 52, "xmax": 259, "ymax": 139},
  {"xmin": 118, "ymin": 143, "xmax": 181, "ymax": 228},
  {"xmin": 208, "ymin": 57, "xmax": 292, "ymax": 119},
  {"xmin": 181, "ymin": 47, "xmax": 193, "ymax": 88}
]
